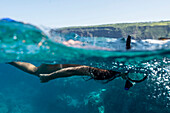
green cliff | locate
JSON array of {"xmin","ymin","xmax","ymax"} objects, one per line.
[{"xmin": 51, "ymin": 21, "xmax": 170, "ymax": 39}]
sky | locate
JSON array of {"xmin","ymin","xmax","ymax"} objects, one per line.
[{"xmin": 0, "ymin": 0, "xmax": 170, "ymax": 28}]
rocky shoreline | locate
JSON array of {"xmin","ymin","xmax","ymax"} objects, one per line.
[{"xmin": 50, "ymin": 21, "xmax": 170, "ymax": 40}]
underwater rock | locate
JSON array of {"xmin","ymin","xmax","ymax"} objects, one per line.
[
  {"xmin": 10, "ymin": 103, "xmax": 33, "ymax": 113},
  {"xmin": 0, "ymin": 103, "xmax": 8, "ymax": 113},
  {"xmin": 85, "ymin": 89, "xmax": 106, "ymax": 113},
  {"xmin": 0, "ymin": 93, "xmax": 8, "ymax": 113},
  {"xmin": 57, "ymin": 94, "xmax": 81, "ymax": 108}
]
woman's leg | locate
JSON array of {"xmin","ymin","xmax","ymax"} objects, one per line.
[
  {"xmin": 62, "ymin": 64, "xmax": 82, "ymax": 68},
  {"xmin": 36, "ymin": 64, "xmax": 83, "ymax": 74},
  {"xmin": 8, "ymin": 62, "xmax": 84, "ymax": 76},
  {"xmin": 8, "ymin": 62, "xmax": 38, "ymax": 76},
  {"xmin": 39, "ymin": 66, "xmax": 92, "ymax": 83}
]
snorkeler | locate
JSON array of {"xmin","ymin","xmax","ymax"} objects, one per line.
[
  {"xmin": 8, "ymin": 62, "xmax": 126, "ymax": 82},
  {"xmin": 8, "ymin": 62, "xmax": 147, "ymax": 90},
  {"xmin": 7, "ymin": 36, "xmax": 147, "ymax": 90}
]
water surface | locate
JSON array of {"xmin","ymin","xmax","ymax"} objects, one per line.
[{"xmin": 0, "ymin": 19, "xmax": 169, "ymax": 113}]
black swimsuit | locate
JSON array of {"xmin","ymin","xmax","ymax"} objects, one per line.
[{"xmin": 89, "ymin": 67, "xmax": 121, "ymax": 80}]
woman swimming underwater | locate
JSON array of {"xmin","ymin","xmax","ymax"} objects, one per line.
[{"xmin": 7, "ymin": 36, "xmax": 147, "ymax": 90}]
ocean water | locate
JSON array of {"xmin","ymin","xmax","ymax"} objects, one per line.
[{"xmin": 0, "ymin": 19, "xmax": 169, "ymax": 113}]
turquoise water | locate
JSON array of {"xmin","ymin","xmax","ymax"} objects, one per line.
[{"xmin": 0, "ymin": 19, "xmax": 169, "ymax": 113}]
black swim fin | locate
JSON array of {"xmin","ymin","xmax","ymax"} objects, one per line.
[
  {"xmin": 124, "ymin": 74, "xmax": 148, "ymax": 90},
  {"xmin": 124, "ymin": 80, "xmax": 134, "ymax": 90},
  {"xmin": 126, "ymin": 35, "xmax": 131, "ymax": 50}
]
